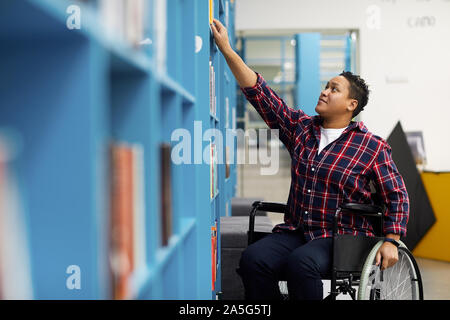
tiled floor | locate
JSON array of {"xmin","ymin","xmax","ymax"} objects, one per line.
[
  {"xmin": 237, "ymin": 146, "xmax": 450, "ymax": 300},
  {"xmin": 415, "ymin": 257, "xmax": 450, "ymax": 300}
]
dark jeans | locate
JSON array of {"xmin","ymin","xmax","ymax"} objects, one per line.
[{"xmin": 237, "ymin": 229, "xmax": 333, "ymax": 300}]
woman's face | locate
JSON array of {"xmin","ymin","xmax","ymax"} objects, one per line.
[{"xmin": 315, "ymin": 76, "xmax": 357, "ymax": 119}]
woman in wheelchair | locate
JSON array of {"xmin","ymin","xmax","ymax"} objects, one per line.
[{"xmin": 212, "ymin": 19, "xmax": 422, "ymax": 300}]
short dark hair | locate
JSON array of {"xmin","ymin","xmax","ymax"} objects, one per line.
[{"xmin": 339, "ymin": 71, "xmax": 370, "ymax": 118}]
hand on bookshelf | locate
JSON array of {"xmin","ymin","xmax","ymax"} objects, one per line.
[
  {"xmin": 210, "ymin": 18, "xmax": 233, "ymax": 57},
  {"xmin": 211, "ymin": 18, "xmax": 257, "ymax": 88}
]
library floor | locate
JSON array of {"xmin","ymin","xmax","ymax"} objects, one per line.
[{"xmin": 237, "ymin": 146, "xmax": 450, "ymax": 300}]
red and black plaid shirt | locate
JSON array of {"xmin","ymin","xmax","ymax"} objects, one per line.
[{"xmin": 241, "ymin": 73, "xmax": 409, "ymax": 241}]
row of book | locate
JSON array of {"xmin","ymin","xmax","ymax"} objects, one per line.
[
  {"xmin": 209, "ymin": 16, "xmax": 229, "ymax": 285},
  {"xmin": 75, "ymin": 0, "xmax": 152, "ymax": 50},
  {"xmin": 96, "ymin": 0, "xmax": 233, "ymax": 297},
  {"xmin": 110, "ymin": 139, "xmax": 230, "ymax": 296},
  {"xmin": 210, "ymin": 0, "xmax": 234, "ymax": 294},
  {"xmin": 75, "ymin": 0, "xmax": 235, "ymax": 74},
  {"xmin": 102, "ymin": 0, "xmax": 147, "ymax": 49},
  {"xmin": 109, "ymin": 142, "xmax": 173, "ymax": 299},
  {"xmin": 210, "ymin": 0, "xmax": 234, "ymax": 27}
]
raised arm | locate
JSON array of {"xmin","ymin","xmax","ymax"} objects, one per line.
[
  {"xmin": 210, "ymin": 19, "xmax": 311, "ymax": 151},
  {"xmin": 210, "ymin": 19, "xmax": 257, "ymax": 88}
]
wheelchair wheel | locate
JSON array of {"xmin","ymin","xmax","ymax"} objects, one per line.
[{"xmin": 358, "ymin": 240, "xmax": 423, "ymax": 300}]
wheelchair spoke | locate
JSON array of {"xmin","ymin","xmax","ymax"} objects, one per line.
[
  {"xmin": 385, "ymin": 277, "xmax": 411, "ymax": 299},
  {"xmin": 397, "ymin": 256, "xmax": 408, "ymax": 292},
  {"xmin": 358, "ymin": 244, "xmax": 422, "ymax": 300},
  {"xmin": 378, "ymin": 251, "xmax": 415, "ymax": 300},
  {"xmin": 398, "ymin": 255, "xmax": 413, "ymax": 299},
  {"xmin": 388, "ymin": 257, "xmax": 405, "ymax": 299}
]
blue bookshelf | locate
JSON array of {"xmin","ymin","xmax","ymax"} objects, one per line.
[{"xmin": 0, "ymin": 0, "xmax": 237, "ymax": 299}]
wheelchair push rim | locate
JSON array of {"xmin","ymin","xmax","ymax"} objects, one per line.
[{"xmin": 358, "ymin": 240, "xmax": 424, "ymax": 300}]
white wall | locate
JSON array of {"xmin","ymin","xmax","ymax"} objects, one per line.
[{"xmin": 236, "ymin": 0, "xmax": 450, "ymax": 171}]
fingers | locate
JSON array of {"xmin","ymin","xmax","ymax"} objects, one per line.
[
  {"xmin": 376, "ymin": 244, "xmax": 399, "ymax": 270},
  {"xmin": 388, "ymin": 255, "xmax": 398, "ymax": 269},
  {"xmin": 210, "ymin": 22, "xmax": 218, "ymax": 35},
  {"xmin": 375, "ymin": 250, "xmax": 381, "ymax": 267},
  {"xmin": 381, "ymin": 257, "xmax": 389, "ymax": 271},
  {"xmin": 212, "ymin": 18, "xmax": 224, "ymax": 31}
]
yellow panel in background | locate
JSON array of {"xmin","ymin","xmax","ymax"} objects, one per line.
[{"xmin": 412, "ymin": 172, "xmax": 450, "ymax": 262}]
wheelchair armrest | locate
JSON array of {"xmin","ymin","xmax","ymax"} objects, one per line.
[
  {"xmin": 248, "ymin": 201, "xmax": 286, "ymax": 245},
  {"xmin": 332, "ymin": 203, "xmax": 385, "ymax": 238},
  {"xmin": 339, "ymin": 202, "xmax": 383, "ymax": 217},
  {"xmin": 251, "ymin": 201, "xmax": 287, "ymax": 214}
]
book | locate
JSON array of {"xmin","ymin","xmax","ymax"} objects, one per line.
[
  {"xmin": 225, "ymin": 97, "xmax": 229, "ymax": 129},
  {"xmin": 110, "ymin": 143, "xmax": 134, "ymax": 300},
  {"xmin": 0, "ymin": 136, "xmax": 33, "ymax": 299},
  {"xmin": 225, "ymin": 146, "xmax": 230, "ymax": 179},
  {"xmin": 99, "ymin": 0, "xmax": 126, "ymax": 42},
  {"xmin": 214, "ymin": 143, "xmax": 218, "ymax": 196},
  {"xmin": 99, "ymin": 0, "xmax": 148, "ymax": 49},
  {"xmin": 213, "ymin": 66, "xmax": 216, "ymax": 116},
  {"xmin": 110, "ymin": 142, "xmax": 147, "ymax": 299},
  {"xmin": 232, "ymin": 107, "xmax": 236, "ymax": 130},
  {"xmin": 210, "ymin": 141, "xmax": 219, "ymax": 198},
  {"xmin": 160, "ymin": 143, "xmax": 173, "ymax": 246},
  {"xmin": 209, "ymin": 0, "xmax": 214, "ymax": 25},
  {"xmin": 210, "ymin": 140, "xmax": 214, "ymax": 199},
  {"xmin": 225, "ymin": 201, "xmax": 229, "ymax": 217},
  {"xmin": 225, "ymin": 0, "xmax": 229, "ymax": 28},
  {"xmin": 211, "ymin": 222, "xmax": 217, "ymax": 291},
  {"xmin": 209, "ymin": 61, "xmax": 213, "ymax": 116},
  {"xmin": 209, "ymin": 60, "xmax": 217, "ymax": 117},
  {"xmin": 155, "ymin": 0, "xmax": 167, "ymax": 73},
  {"xmin": 209, "ymin": 61, "xmax": 212, "ymax": 114},
  {"xmin": 126, "ymin": 0, "xmax": 145, "ymax": 48}
]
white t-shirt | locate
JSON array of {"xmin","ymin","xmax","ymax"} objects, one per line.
[{"xmin": 318, "ymin": 126, "xmax": 347, "ymax": 154}]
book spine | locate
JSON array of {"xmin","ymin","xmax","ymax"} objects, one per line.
[
  {"xmin": 211, "ymin": 224, "xmax": 217, "ymax": 291},
  {"xmin": 110, "ymin": 144, "xmax": 134, "ymax": 300},
  {"xmin": 160, "ymin": 143, "xmax": 172, "ymax": 246},
  {"xmin": 155, "ymin": 0, "xmax": 167, "ymax": 73},
  {"xmin": 99, "ymin": 0, "xmax": 148, "ymax": 49},
  {"xmin": 209, "ymin": 0, "xmax": 214, "ymax": 24},
  {"xmin": 210, "ymin": 140, "xmax": 214, "ymax": 199}
]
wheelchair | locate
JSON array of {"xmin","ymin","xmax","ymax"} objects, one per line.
[{"xmin": 246, "ymin": 201, "xmax": 424, "ymax": 300}]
